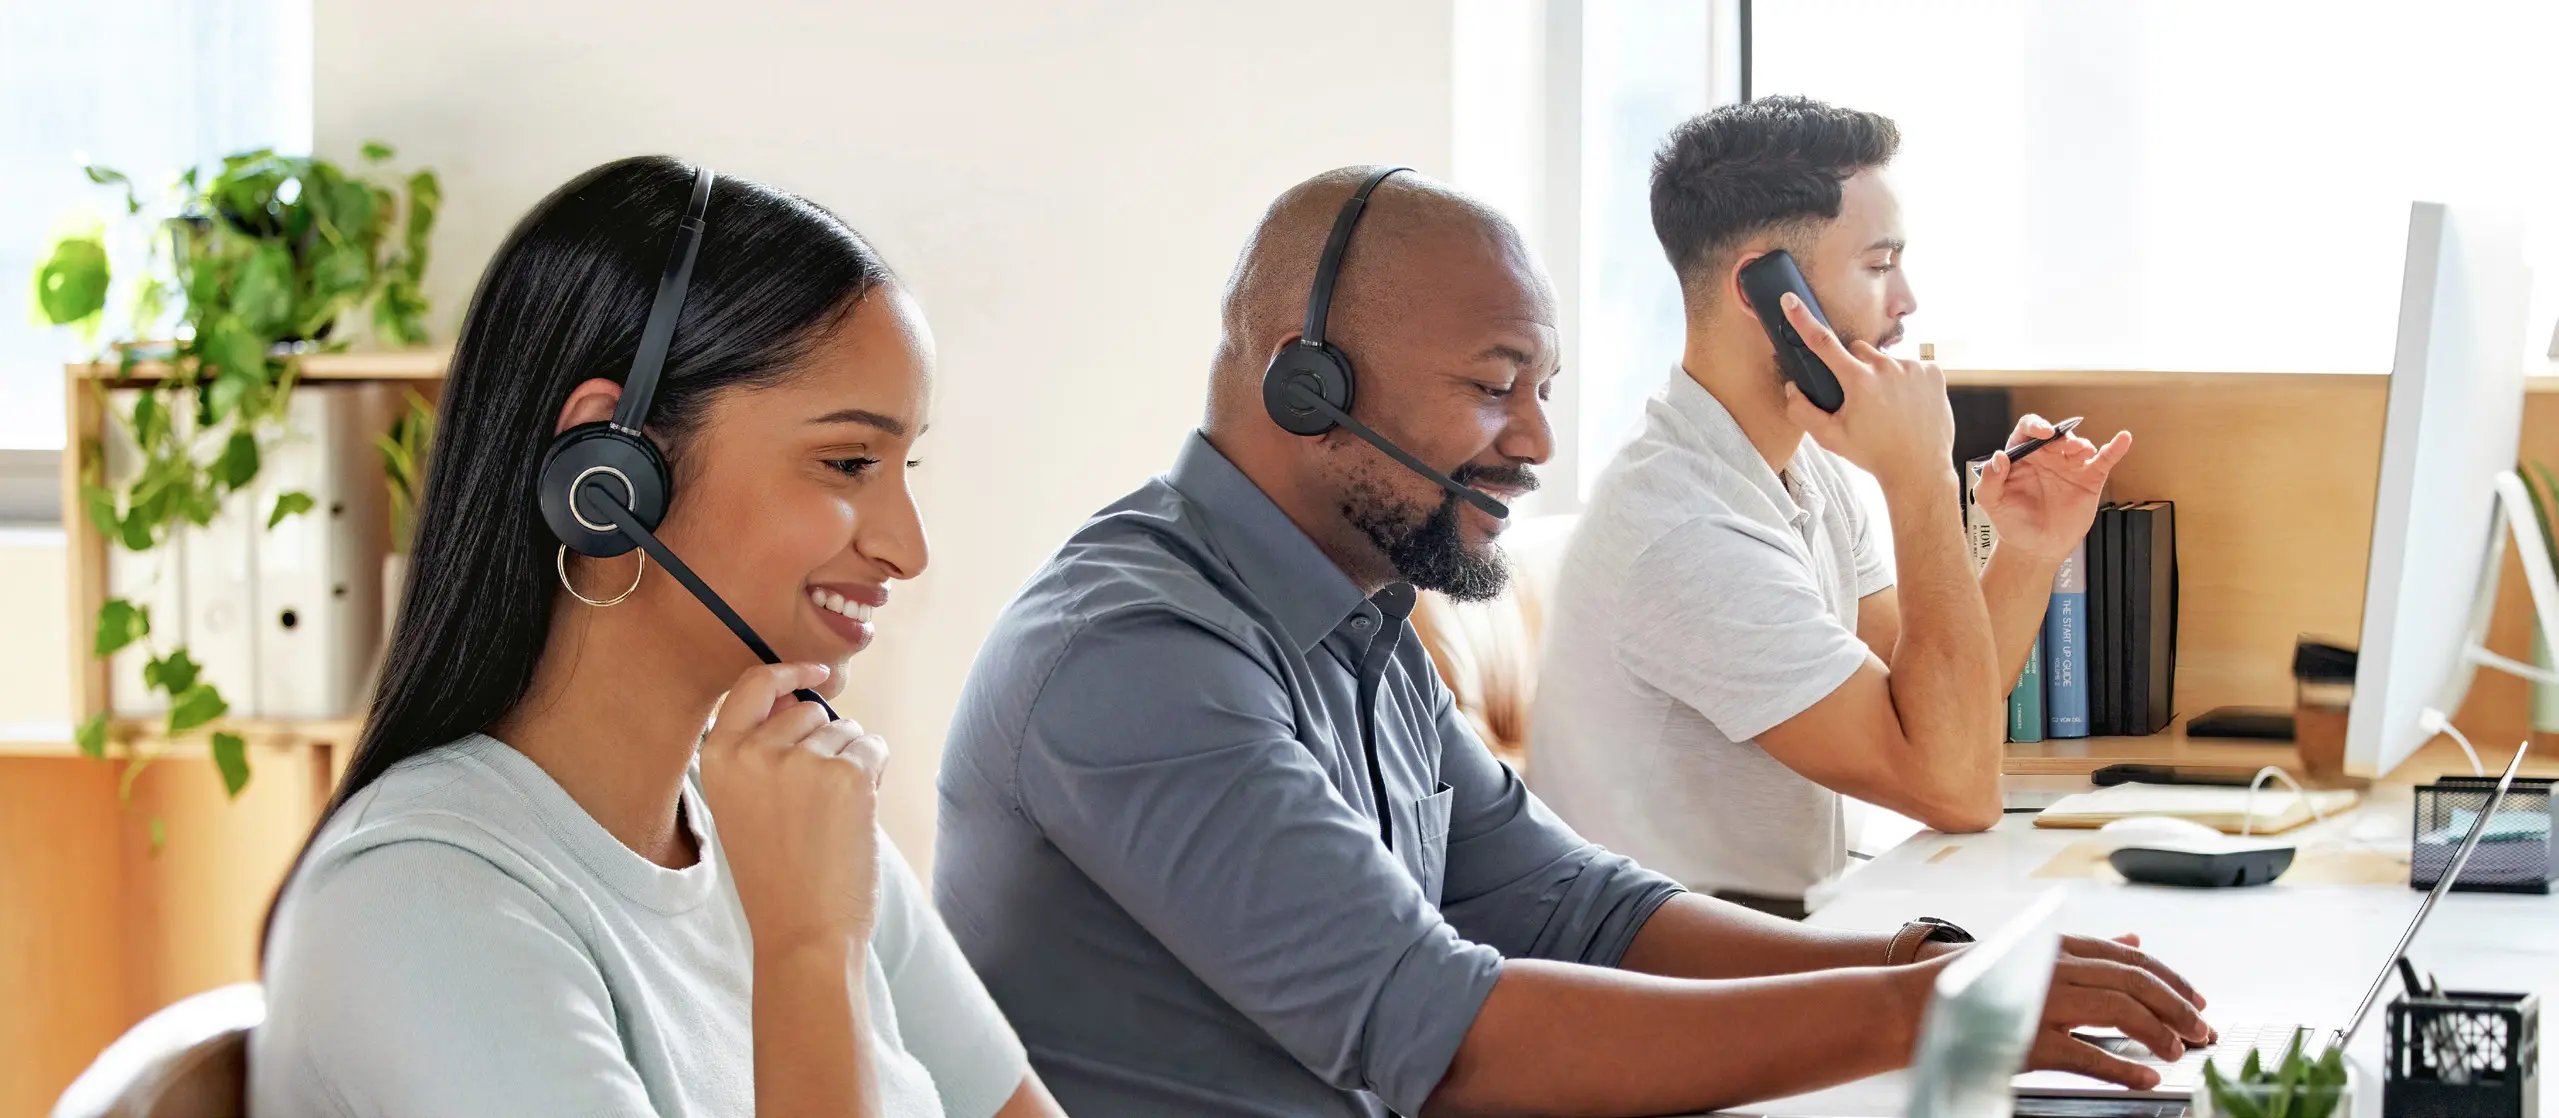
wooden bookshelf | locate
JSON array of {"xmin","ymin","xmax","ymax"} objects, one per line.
[
  {"xmin": 8, "ymin": 348, "xmax": 445, "ymax": 1114},
  {"xmin": 70, "ymin": 344, "xmax": 454, "ymax": 384},
  {"xmin": 1954, "ymin": 365, "xmax": 2559, "ymax": 778}
]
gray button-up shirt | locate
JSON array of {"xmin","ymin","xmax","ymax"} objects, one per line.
[{"xmin": 935, "ymin": 432, "xmax": 1684, "ymax": 1116}]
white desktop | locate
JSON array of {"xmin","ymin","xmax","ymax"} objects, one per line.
[{"xmin": 2346, "ymin": 199, "xmax": 2542, "ymax": 777}]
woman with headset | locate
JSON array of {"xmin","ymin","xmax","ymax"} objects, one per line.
[{"xmin": 252, "ymin": 156, "xmax": 1063, "ymax": 1117}]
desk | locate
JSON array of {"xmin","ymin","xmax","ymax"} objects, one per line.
[{"xmin": 1727, "ymin": 774, "xmax": 2559, "ymax": 1117}]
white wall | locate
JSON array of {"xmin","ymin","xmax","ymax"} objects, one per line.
[{"xmin": 314, "ymin": 0, "xmax": 1458, "ymax": 863}]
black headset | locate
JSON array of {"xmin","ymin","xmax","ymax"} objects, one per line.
[
  {"xmin": 534, "ymin": 165, "xmax": 838, "ymax": 717},
  {"xmin": 1260, "ymin": 166, "xmax": 1509, "ymax": 520}
]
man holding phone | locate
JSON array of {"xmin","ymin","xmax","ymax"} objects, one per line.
[{"xmin": 1532, "ymin": 96, "xmax": 2132, "ymax": 916}]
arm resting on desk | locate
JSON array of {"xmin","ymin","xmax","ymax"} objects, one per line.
[{"xmin": 1424, "ymin": 958, "xmax": 1934, "ymax": 1117}]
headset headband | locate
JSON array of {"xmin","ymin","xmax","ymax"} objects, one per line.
[
  {"xmin": 1301, "ymin": 166, "xmax": 1408, "ymax": 349},
  {"xmin": 611, "ymin": 166, "xmax": 716, "ymax": 434}
]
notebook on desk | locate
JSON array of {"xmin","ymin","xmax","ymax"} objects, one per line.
[{"xmin": 2031, "ymin": 784, "xmax": 2362, "ymax": 835}]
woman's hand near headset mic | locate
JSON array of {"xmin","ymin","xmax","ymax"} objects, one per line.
[{"xmin": 699, "ymin": 661, "xmax": 892, "ymax": 1117}]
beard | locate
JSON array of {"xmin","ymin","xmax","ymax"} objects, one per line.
[{"xmin": 1338, "ymin": 459, "xmax": 1538, "ymax": 603}]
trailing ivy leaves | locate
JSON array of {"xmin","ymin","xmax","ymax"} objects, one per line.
[
  {"xmin": 268, "ymin": 490, "xmax": 315, "ymax": 528},
  {"xmin": 166, "ymin": 682, "xmax": 229, "ymax": 735},
  {"xmin": 94, "ymin": 598, "xmax": 149, "ymax": 657},
  {"xmin": 75, "ymin": 713, "xmax": 108, "ymax": 760},
  {"xmin": 213, "ymin": 431, "xmax": 261, "ymax": 491},
  {"xmin": 211, "ymin": 732, "xmax": 250, "ymax": 798},
  {"xmin": 143, "ymin": 649, "xmax": 200, "ymax": 695},
  {"xmin": 231, "ymin": 241, "xmax": 295, "ymax": 336},
  {"xmin": 39, "ymin": 145, "xmax": 439, "ymax": 806}
]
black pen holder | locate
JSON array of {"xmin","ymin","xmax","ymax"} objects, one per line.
[
  {"xmin": 2384, "ymin": 989, "xmax": 2538, "ymax": 1118},
  {"xmin": 2410, "ymin": 777, "xmax": 2557, "ymax": 894}
]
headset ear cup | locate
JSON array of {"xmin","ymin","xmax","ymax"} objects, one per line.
[
  {"xmin": 1263, "ymin": 343, "xmax": 1357, "ymax": 437},
  {"xmin": 538, "ymin": 424, "xmax": 672, "ymax": 558}
]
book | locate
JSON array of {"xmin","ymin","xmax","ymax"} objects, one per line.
[
  {"xmin": 2032, "ymin": 784, "xmax": 2361, "ymax": 835},
  {"xmin": 2087, "ymin": 504, "xmax": 2116, "ymax": 736},
  {"xmin": 2044, "ymin": 535, "xmax": 2089, "ymax": 738},
  {"xmin": 2124, "ymin": 502, "xmax": 2180, "ymax": 735},
  {"xmin": 2011, "ymin": 634, "xmax": 2046, "ymax": 743},
  {"xmin": 1962, "ymin": 458, "xmax": 1996, "ymax": 575},
  {"xmin": 1966, "ymin": 458, "xmax": 2044, "ymax": 742}
]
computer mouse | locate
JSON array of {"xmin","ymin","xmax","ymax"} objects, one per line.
[
  {"xmin": 2098, "ymin": 816, "xmax": 2296, "ymax": 887},
  {"xmin": 2098, "ymin": 815, "xmax": 2230, "ymax": 847}
]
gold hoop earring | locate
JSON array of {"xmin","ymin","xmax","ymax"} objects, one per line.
[{"xmin": 556, "ymin": 544, "xmax": 646, "ymax": 607}]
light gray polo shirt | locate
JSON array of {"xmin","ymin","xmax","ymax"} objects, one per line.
[
  {"xmin": 935, "ymin": 431, "xmax": 1684, "ymax": 1117},
  {"xmin": 1530, "ymin": 368, "xmax": 1893, "ymax": 901},
  {"xmin": 253, "ymin": 733, "xmax": 1028, "ymax": 1117}
]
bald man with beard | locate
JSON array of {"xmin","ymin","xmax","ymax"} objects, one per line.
[{"xmin": 932, "ymin": 168, "xmax": 2211, "ymax": 1117}]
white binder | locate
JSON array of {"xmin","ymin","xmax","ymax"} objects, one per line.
[
  {"xmin": 180, "ymin": 460, "xmax": 260, "ymax": 721},
  {"xmin": 100, "ymin": 388, "xmax": 183, "ymax": 716},
  {"xmin": 250, "ymin": 384, "xmax": 392, "ymax": 718}
]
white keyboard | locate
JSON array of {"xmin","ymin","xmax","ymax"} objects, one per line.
[{"xmin": 2094, "ymin": 1021, "xmax": 2325, "ymax": 1091}]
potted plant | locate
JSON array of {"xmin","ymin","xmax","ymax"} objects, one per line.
[
  {"xmin": 2196, "ymin": 1030, "xmax": 2353, "ymax": 1118},
  {"xmin": 32, "ymin": 143, "xmax": 440, "ymax": 800}
]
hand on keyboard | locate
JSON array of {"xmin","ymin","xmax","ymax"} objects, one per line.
[{"xmin": 2024, "ymin": 933, "xmax": 2219, "ymax": 1090}]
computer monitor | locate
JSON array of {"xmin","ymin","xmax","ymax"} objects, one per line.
[{"xmin": 2345, "ymin": 201, "xmax": 2536, "ymax": 778}]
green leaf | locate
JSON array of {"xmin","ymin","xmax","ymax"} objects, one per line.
[
  {"xmin": 75, "ymin": 712, "xmax": 108, "ymax": 760},
  {"xmin": 94, "ymin": 599, "xmax": 149, "ymax": 657},
  {"xmin": 202, "ymin": 320, "xmax": 270, "ymax": 411},
  {"xmin": 130, "ymin": 391, "xmax": 169, "ymax": 449},
  {"xmin": 214, "ymin": 430, "xmax": 261, "ymax": 492},
  {"xmin": 361, "ymin": 140, "xmax": 395, "ymax": 162},
  {"xmin": 403, "ymin": 168, "xmax": 442, "ymax": 275},
  {"xmin": 2242, "ymin": 1047, "xmax": 2262, "ymax": 1081},
  {"xmin": 267, "ymin": 490, "xmax": 315, "ymax": 528},
  {"xmin": 165, "ymin": 682, "xmax": 228, "ymax": 735},
  {"xmin": 34, "ymin": 237, "xmax": 111, "ymax": 325},
  {"xmin": 143, "ymin": 649, "xmax": 200, "ymax": 695},
  {"xmin": 147, "ymin": 816, "xmax": 166, "ymax": 853},
  {"xmin": 118, "ymin": 510, "xmax": 155, "ymax": 551},
  {"xmin": 211, "ymin": 731, "xmax": 250, "ymax": 797},
  {"xmin": 82, "ymin": 482, "xmax": 120, "ymax": 536},
  {"xmin": 83, "ymin": 165, "xmax": 130, "ymax": 187},
  {"xmin": 231, "ymin": 241, "xmax": 295, "ymax": 335}
]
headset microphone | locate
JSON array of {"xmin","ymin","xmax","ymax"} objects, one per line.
[
  {"xmin": 535, "ymin": 165, "xmax": 837, "ymax": 719},
  {"xmin": 1261, "ymin": 166, "xmax": 1511, "ymax": 521}
]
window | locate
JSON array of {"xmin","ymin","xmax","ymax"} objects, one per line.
[
  {"xmin": 1753, "ymin": 0, "xmax": 2559, "ymax": 374},
  {"xmin": 0, "ymin": 0, "xmax": 312, "ymax": 468}
]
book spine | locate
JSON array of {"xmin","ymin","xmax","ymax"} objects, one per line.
[
  {"xmin": 2010, "ymin": 633, "xmax": 2046, "ymax": 743},
  {"xmin": 2044, "ymin": 536, "xmax": 2089, "ymax": 738},
  {"xmin": 1964, "ymin": 459, "xmax": 1997, "ymax": 574}
]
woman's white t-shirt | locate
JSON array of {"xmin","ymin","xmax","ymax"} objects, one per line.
[{"xmin": 252, "ymin": 733, "xmax": 1027, "ymax": 1117}]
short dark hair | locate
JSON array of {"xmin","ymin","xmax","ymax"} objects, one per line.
[{"xmin": 1650, "ymin": 95, "xmax": 1899, "ymax": 301}]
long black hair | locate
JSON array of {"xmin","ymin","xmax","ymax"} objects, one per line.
[{"xmin": 262, "ymin": 155, "xmax": 893, "ymax": 951}]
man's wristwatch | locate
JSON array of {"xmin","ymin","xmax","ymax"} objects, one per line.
[{"xmin": 1884, "ymin": 916, "xmax": 1975, "ymax": 966}]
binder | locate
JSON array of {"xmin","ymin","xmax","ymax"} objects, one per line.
[
  {"xmin": 181, "ymin": 463, "xmax": 260, "ymax": 720},
  {"xmin": 101, "ymin": 388, "xmax": 183, "ymax": 716},
  {"xmin": 252, "ymin": 384, "xmax": 393, "ymax": 718}
]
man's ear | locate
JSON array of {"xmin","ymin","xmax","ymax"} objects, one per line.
[
  {"xmin": 1264, "ymin": 332, "xmax": 1308, "ymax": 367},
  {"xmin": 1728, "ymin": 248, "xmax": 1774, "ymax": 314},
  {"xmin": 555, "ymin": 378, "xmax": 623, "ymax": 435}
]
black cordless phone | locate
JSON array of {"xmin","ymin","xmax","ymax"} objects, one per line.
[{"xmin": 1736, "ymin": 250, "xmax": 1845, "ymax": 413}]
